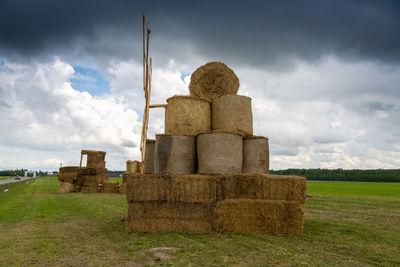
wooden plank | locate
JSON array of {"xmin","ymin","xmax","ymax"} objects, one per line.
[{"xmin": 149, "ymin": 104, "xmax": 167, "ymax": 108}]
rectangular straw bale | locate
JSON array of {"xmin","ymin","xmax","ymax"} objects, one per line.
[
  {"xmin": 81, "ymin": 175, "xmax": 98, "ymax": 187},
  {"xmin": 220, "ymin": 174, "xmax": 306, "ymax": 203},
  {"xmin": 126, "ymin": 201, "xmax": 214, "ymax": 232},
  {"xmin": 170, "ymin": 175, "xmax": 221, "ymax": 203},
  {"xmin": 58, "ymin": 172, "xmax": 78, "ymax": 183},
  {"xmin": 119, "ymin": 183, "xmax": 126, "ymax": 194},
  {"xmin": 222, "ymin": 174, "xmax": 264, "ymax": 199},
  {"xmin": 261, "ymin": 174, "xmax": 307, "ymax": 204},
  {"xmin": 125, "ymin": 174, "xmax": 220, "ymax": 203},
  {"xmin": 125, "ymin": 173, "xmax": 171, "ymax": 202},
  {"xmin": 78, "ymin": 167, "xmax": 107, "ymax": 175},
  {"xmin": 213, "ymin": 199, "xmax": 304, "ymax": 234},
  {"xmin": 102, "ymin": 185, "xmax": 120, "ymax": 193},
  {"xmin": 81, "ymin": 186, "xmax": 99, "ymax": 193},
  {"xmin": 59, "ymin": 166, "xmax": 79, "ymax": 173},
  {"xmin": 96, "ymin": 174, "xmax": 108, "ymax": 184}
]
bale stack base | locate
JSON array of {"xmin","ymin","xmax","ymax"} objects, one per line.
[{"xmin": 124, "ymin": 173, "xmax": 306, "ymax": 234}]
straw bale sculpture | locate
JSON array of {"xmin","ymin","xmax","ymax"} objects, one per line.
[
  {"xmin": 125, "ymin": 61, "xmax": 307, "ymax": 234},
  {"xmin": 58, "ymin": 150, "xmax": 120, "ymax": 194}
]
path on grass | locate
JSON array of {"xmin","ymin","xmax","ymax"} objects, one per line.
[{"xmin": 0, "ymin": 176, "xmax": 35, "ymax": 185}]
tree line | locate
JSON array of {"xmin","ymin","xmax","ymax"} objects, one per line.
[
  {"xmin": 269, "ymin": 168, "xmax": 400, "ymax": 182},
  {"xmin": 0, "ymin": 169, "xmax": 55, "ymax": 177}
]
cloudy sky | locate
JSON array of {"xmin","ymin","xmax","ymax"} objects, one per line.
[{"xmin": 0, "ymin": 0, "xmax": 399, "ymax": 171}]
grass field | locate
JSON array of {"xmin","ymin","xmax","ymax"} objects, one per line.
[
  {"xmin": 0, "ymin": 178, "xmax": 399, "ymax": 266},
  {"xmin": 0, "ymin": 176, "xmax": 15, "ymax": 181}
]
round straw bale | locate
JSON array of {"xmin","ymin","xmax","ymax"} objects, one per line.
[
  {"xmin": 126, "ymin": 160, "xmax": 140, "ymax": 173},
  {"xmin": 243, "ymin": 136, "xmax": 269, "ymax": 174},
  {"xmin": 144, "ymin": 139, "xmax": 155, "ymax": 174},
  {"xmin": 58, "ymin": 182, "xmax": 74, "ymax": 193},
  {"xmin": 165, "ymin": 95, "xmax": 211, "ymax": 136},
  {"xmin": 189, "ymin": 62, "xmax": 240, "ymax": 100},
  {"xmin": 154, "ymin": 134, "xmax": 196, "ymax": 174},
  {"xmin": 197, "ymin": 132, "xmax": 243, "ymax": 174},
  {"xmin": 212, "ymin": 95, "xmax": 253, "ymax": 136}
]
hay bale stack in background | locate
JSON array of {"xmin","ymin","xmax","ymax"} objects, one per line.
[
  {"xmin": 58, "ymin": 166, "xmax": 78, "ymax": 183},
  {"xmin": 144, "ymin": 139, "xmax": 155, "ymax": 173},
  {"xmin": 154, "ymin": 134, "xmax": 196, "ymax": 174},
  {"xmin": 102, "ymin": 182, "xmax": 120, "ymax": 193},
  {"xmin": 58, "ymin": 182, "xmax": 74, "ymax": 193},
  {"xmin": 126, "ymin": 160, "xmax": 140, "ymax": 173},
  {"xmin": 243, "ymin": 136, "xmax": 269, "ymax": 173},
  {"xmin": 165, "ymin": 95, "xmax": 211, "ymax": 136},
  {"xmin": 189, "ymin": 62, "xmax": 239, "ymax": 100},
  {"xmin": 213, "ymin": 199, "xmax": 304, "ymax": 234},
  {"xmin": 212, "ymin": 95, "xmax": 253, "ymax": 136},
  {"xmin": 82, "ymin": 150, "xmax": 106, "ymax": 168},
  {"xmin": 197, "ymin": 132, "xmax": 243, "ymax": 174},
  {"xmin": 77, "ymin": 167, "xmax": 108, "ymax": 185},
  {"xmin": 119, "ymin": 183, "xmax": 127, "ymax": 194}
]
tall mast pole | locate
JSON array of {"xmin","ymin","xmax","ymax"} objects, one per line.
[{"xmin": 140, "ymin": 15, "xmax": 151, "ymax": 168}]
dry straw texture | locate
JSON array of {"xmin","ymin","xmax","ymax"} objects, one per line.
[
  {"xmin": 81, "ymin": 186, "xmax": 99, "ymax": 193},
  {"xmin": 144, "ymin": 139, "xmax": 155, "ymax": 173},
  {"xmin": 222, "ymin": 174, "xmax": 307, "ymax": 204},
  {"xmin": 58, "ymin": 182, "xmax": 74, "ymax": 193},
  {"xmin": 212, "ymin": 95, "xmax": 253, "ymax": 136},
  {"xmin": 59, "ymin": 166, "xmax": 79, "ymax": 173},
  {"xmin": 126, "ymin": 201, "xmax": 214, "ymax": 232},
  {"xmin": 124, "ymin": 173, "xmax": 306, "ymax": 203},
  {"xmin": 126, "ymin": 160, "xmax": 140, "ymax": 173},
  {"xmin": 243, "ymin": 137, "xmax": 269, "ymax": 173},
  {"xmin": 77, "ymin": 167, "xmax": 107, "ymax": 175},
  {"xmin": 165, "ymin": 95, "xmax": 211, "ymax": 136},
  {"xmin": 102, "ymin": 183, "xmax": 120, "ymax": 193},
  {"xmin": 124, "ymin": 173, "xmax": 306, "ymax": 233},
  {"xmin": 154, "ymin": 134, "xmax": 196, "ymax": 174},
  {"xmin": 189, "ymin": 62, "xmax": 239, "ymax": 100},
  {"xmin": 197, "ymin": 132, "xmax": 243, "ymax": 174},
  {"xmin": 125, "ymin": 173, "xmax": 220, "ymax": 204},
  {"xmin": 58, "ymin": 173, "xmax": 78, "ymax": 183},
  {"xmin": 213, "ymin": 199, "xmax": 304, "ymax": 234},
  {"xmin": 119, "ymin": 183, "xmax": 127, "ymax": 194}
]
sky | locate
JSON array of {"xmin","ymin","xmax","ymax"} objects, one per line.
[{"xmin": 0, "ymin": 0, "xmax": 400, "ymax": 171}]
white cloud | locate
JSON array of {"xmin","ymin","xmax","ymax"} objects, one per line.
[
  {"xmin": 1, "ymin": 56, "xmax": 399, "ymax": 171},
  {"xmin": 0, "ymin": 58, "xmax": 142, "ymax": 170}
]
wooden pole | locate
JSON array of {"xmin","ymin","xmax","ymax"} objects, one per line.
[{"xmin": 140, "ymin": 15, "xmax": 151, "ymax": 166}]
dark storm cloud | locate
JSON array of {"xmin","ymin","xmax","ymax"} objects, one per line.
[{"xmin": 0, "ymin": 0, "xmax": 399, "ymax": 66}]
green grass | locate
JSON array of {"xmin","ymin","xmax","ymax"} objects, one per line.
[
  {"xmin": 308, "ymin": 181, "xmax": 400, "ymax": 197},
  {"xmin": 0, "ymin": 177, "xmax": 399, "ymax": 266},
  {"xmin": 0, "ymin": 176, "xmax": 14, "ymax": 181}
]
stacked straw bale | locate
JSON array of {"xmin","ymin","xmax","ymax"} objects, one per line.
[
  {"xmin": 165, "ymin": 95, "xmax": 211, "ymax": 136},
  {"xmin": 213, "ymin": 199, "xmax": 303, "ymax": 234},
  {"xmin": 197, "ymin": 132, "xmax": 243, "ymax": 174},
  {"xmin": 212, "ymin": 95, "xmax": 253, "ymax": 136},
  {"xmin": 58, "ymin": 150, "xmax": 118, "ymax": 193},
  {"xmin": 58, "ymin": 166, "xmax": 79, "ymax": 184},
  {"xmin": 83, "ymin": 150, "xmax": 107, "ymax": 168},
  {"xmin": 144, "ymin": 139, "xmax": 155, "ymax": 173},
  {"xmin": 242, "ymin": 136, "xmax": 269, "ymax": 173},
  {"xmin": 124, "ymin": 173, "xmax": 306, "ymax": 233},
  {"xmin": 189, "ymin": 62, "xmax": 239, "ymax": 100},
  {"xmin": 154, "ymin": 134, "xmax": 196, "ymax": 174},
  {"xmin": 102, "ymin": 182, "xmax": 120, "ymax": 193},
  {"xmin": 126, "ymin": 160, "xmax": 140, "ymax": 173},
  {"xmin": 123, "ymin": 61, "xmax": 307, "ymax": 234}
]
